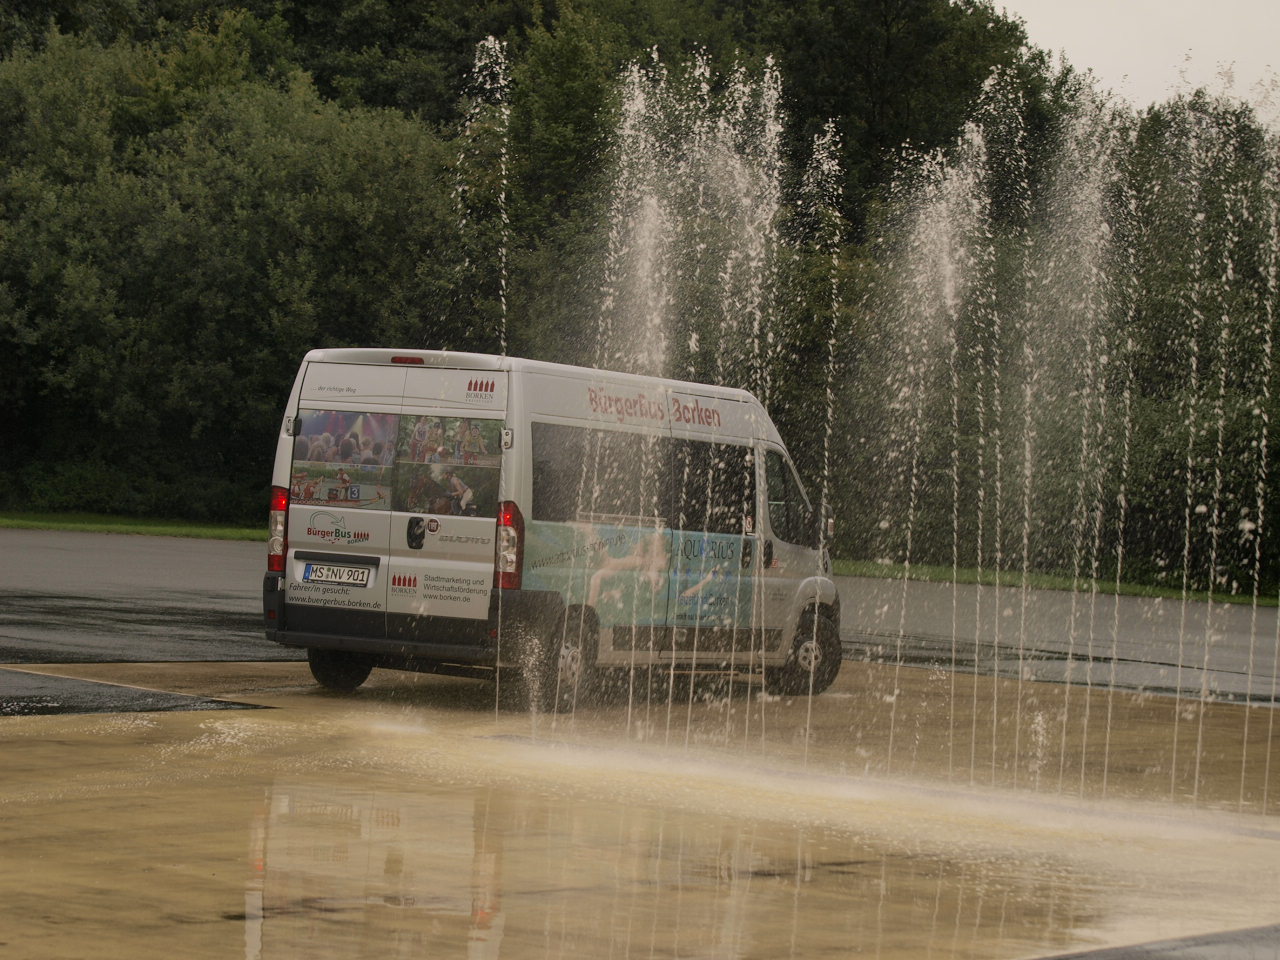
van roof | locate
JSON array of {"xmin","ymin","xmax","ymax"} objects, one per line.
[{"xmin": 301, "ymin": 348, "xmax": 761, "ymax": 404}]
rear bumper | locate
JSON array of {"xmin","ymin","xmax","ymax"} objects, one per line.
[{"xmin": 262, "ymin": 573, "xmax": 564, "ymax": 670}]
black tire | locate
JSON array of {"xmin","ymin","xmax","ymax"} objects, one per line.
[
  {"xmin": 516, "ymin": 611, "xmax": 597, "ymax": 714},
  {"xmin": 765, "ymin": 609, "xmax": 841, "ymax": 697},
  {"xmin": 307, "ymin": 648, "xmax": 374, "ymax": 693}
]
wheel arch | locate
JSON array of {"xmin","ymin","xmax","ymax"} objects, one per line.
[{"xmin": 794, "ymin": 575, "xmax": 841, "ymax": 632}]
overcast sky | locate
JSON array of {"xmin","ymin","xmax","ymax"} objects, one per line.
[{"xmin": 997, "ymin": 0, "xmax": 1277, "ymax": 116}]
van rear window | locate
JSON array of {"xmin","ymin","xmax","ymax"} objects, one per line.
[
  {"xmin": 393, "ymin": 415, "xmax": 503, "ymax": 518},
  {"xmin": 290, "ymin": 409, "xmax": 397, "ymax": 509},
  {"xmin": 289, "ymin": 409, "xmax": 503, "ymax": 518}
]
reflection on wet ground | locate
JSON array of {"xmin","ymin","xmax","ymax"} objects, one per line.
[
  {"xmin": 0, "ymin": 592, "xmax": 296, "ymax": 663},
  {"xmin": 4, "ymin": 662, "xmax": 1279, "ymax": 959},
  {"xmin": 246, "ymin": 781, "xmax": 1097, "ymax": 960},
  {"xmin": 0, "ymin": 668, "xmax": 264, "ymax": 716}
]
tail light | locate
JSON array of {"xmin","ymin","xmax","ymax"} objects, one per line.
[
  {"xmin": 495, "ymin": 500, "xmax": 523, "ymax": 589},
  {"xmin": 268, "ymin": 485, "xmax": 288, "ymax": 573}
]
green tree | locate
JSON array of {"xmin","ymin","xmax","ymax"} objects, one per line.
[
  {"xmin": 749, "ymin": 0, "xmax": 1031, "ymax": 230},
  {"xmin": 0, "ymin": 20, "xmax": 464, "ymax": 521}
]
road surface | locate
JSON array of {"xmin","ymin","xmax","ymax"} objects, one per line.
[
  {"xmin": 3, "ymin": 529, "xmax": 1279, "ymax": 959},
  {"xmin": 1, "ymin": 529, "xmax": 1276, "ymax": 705},
  {"xmin": 0, "ymin": 528, "xmax": 293, "ymax": 663},
  {"xmin": 840, "ymin": 574, "xmax": 1280, "ymax": 704}
]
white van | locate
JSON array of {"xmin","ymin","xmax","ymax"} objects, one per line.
[{"xmin": 263, "ymin": 349, "xmax": 841, "ymax": 709}]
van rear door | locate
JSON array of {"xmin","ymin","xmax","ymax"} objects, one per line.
[
  {"xmin": 387, "ymin": 368, "xmax": 507, "ymax": 640},
  {"xmin": 284, "ymin": 362, "xmax": 403, "ymax": 640}
]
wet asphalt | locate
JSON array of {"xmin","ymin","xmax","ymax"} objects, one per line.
[
  {"xmin": 2, "ymin": 529, "xmax": 1278, "ymax": 958},
  {"xmin": 0, "ymin": 529, "xmax": 294, "ymax": 664},
  {"xmin": 1040, "ymin": 925, "xmax": 1280, "ymax": 960},
  {"xmin": 0, "ymin": 668, "xmax": 263, "ymax": 716},
  {"xmin": 0, "ymin": 529, "xmax": 297, "ymax": 715},
  {"xmin": 4, "ymin": 528, "xmax": 1276, "ymax": 711},
  {"xmin": 839, "ymin": 576, "xmax": 1280, "ymax": 706}
]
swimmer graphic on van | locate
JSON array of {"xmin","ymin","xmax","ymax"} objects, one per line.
[{"xmin": 586, "ymin": 527, "xmax": 668, "ymax": 609}]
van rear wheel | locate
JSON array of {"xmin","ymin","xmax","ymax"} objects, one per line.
[
  {"xmin": 766, "ymin": 610, "xmax": 841, "ymax": 697},
  {"xmin": 517, "ymin": 612, "xmax": 597, "ymax": 714},
  {"xmin": 307, "ymin": 648, "xmax": 374, "ymax": 692}
]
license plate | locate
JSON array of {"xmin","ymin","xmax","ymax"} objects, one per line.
[{"xmin": 302, "ymin": 562, "xmax": 371, "ymax": 586}]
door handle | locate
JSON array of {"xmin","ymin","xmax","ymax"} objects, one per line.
[
  {"xmin": 407, "ymin": 516, "xmax": 425, "ymax": 550},
  {"xmin": 762, "ymin": 539, "xmax": 774, "ymax": 568}
]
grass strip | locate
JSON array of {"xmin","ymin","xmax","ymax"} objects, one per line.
[
  {"xmin": 0, "ymin": 511, "xmax": 262, "ymax": 542},
  {"xmin": 831, "ymin": 558, "xmax": 1276, "ymax": 607}
]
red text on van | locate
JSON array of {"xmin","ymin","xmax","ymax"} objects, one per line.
[{"xmin": 670, "ymin": 396, "xmax": 722, "ymax": 428}]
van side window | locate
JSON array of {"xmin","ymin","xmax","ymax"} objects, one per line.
[
  {"xmin": 531, "ymin": 422, "xmax": 583, "ymax": 522},
  {"xmin": 532, "ymin": 422, "xmax": 757, "ymax": 534},
  {"xmin": 765, "ymin": 449, "xmax": 811, "ymax": 546},
  {"xmin": 671, "ymin": 439, "xmax": 755, "ymax": 535},
  {"xmin": 531, "ymin": 422, "xmax": 668, "ymax": 524}
]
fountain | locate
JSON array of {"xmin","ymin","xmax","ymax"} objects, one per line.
[
  {"xmin": 472, "ymin": 45, "xmax": 1279, "ymax": 817},
  {"xmin": 455, "ymin": 36, "xmax": 512, "ymax": 354},
  {"xmin": 843, "ymin": 75, "xmax": 1280, "ymax": 810}
]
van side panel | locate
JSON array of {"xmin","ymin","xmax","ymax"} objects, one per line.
[
  {"xmin": 666, "ymin": 389, "xmax": 758, "ymax": 442},
  {"xmin": 518, "ymin": 375, "xmax": 774, "ymax": 666},
  {"xmin": 666, "ymin": 437, "xmax": 760, "ymax": 657},
  {"xmin": 519, "ymin": 374, "xmax": 673, "ymax": 661},
  {"xmin": 523, "ymin": 520, "xmax": 670, "ymax": 630}
]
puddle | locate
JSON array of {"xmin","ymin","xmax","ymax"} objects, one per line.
[
  {"xmin": 0, "ymin": 667, "xmax": 265, "ymax": 716},
  {"xmin": 3, "ymin": 668, "xmax": 1278, "ymax": 959}
]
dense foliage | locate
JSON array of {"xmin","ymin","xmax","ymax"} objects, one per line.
[
  {"xmin": 2, "ymin": 2, "xmax": 1276, "ymax": 594},
  {"xmin": 0, "ymin": 0, "xmax": 1036, "ymax": 518}
]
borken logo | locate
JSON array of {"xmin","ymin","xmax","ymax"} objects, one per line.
[
  {"xmin": 465, "ymin": 378, "xmax": 496, "ymax": 401},
  {"xmin": 391, "ymin": 575, "xmax": 418, "ymax": 589},
  {"xmin": 305, "ymin": 511, "xmax": 371, "ymax": 545}
]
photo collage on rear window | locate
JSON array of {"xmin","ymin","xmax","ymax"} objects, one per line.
[
  {"xmin": 290, "ymin": 410, "xmax": 502, "ymax": 518},
  {"xmin": 289, "ymin": 410, "xmax": 398, "ymax": 509},
  {"xmin": 393, "ymin": 414, "xmax": 502, "ymax": 518}
]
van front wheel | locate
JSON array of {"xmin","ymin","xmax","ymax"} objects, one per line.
[
  {"xmin": 766, "ymin": 611, "xmax": 841, "ymax": 697},
  {"xmin": 307, "ymin": 648, "xmax": 374, "ymax": 692}
]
